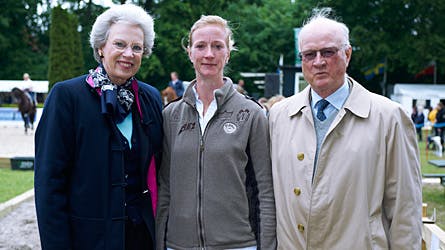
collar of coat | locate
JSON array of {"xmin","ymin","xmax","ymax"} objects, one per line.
[
  {"xmin": 286, "ymin": 76, "xmax": 370, "ymax": 119},
  {"xmin": 182, "ymin": 77, "xmax": 236, "ymax": 108}
]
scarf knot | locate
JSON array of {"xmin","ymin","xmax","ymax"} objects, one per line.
[{"xmin": 88, "ymin": 65, "xmax": 135, "ymax": 122}]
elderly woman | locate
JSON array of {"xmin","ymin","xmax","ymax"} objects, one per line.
[
  {"xmin": 156, "ymin": 15, "xmax": 276, "ymax": 250},
  {"xmin": 34, "ymin": 4, "xmax": 162, "ymax": 250}
]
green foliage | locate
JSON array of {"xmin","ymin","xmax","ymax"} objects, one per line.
[
  {"xmin": 148, "ymin": 0, "xmax": 197, "ymax": 88},
  {"xmin": 47, "ymin": 6, "xmax": 84, "ymax": 90},
  {"xmin": 312, "ymin": 0, "xmax": 445, "ymax": 87},
  {"xmin": 0, "ymin": 0, "xmax": 49, "ymax": 80},
  {"xmin": 0, "ymin": 0, "xmax": 444, "ymax": 95},
  {"xmin": 72, "ymin": 3, "xmax": 108, "ymax": 71}
]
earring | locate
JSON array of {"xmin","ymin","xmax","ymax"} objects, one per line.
[{"xmin": 98, "ymin": 51, "xmax": 103, "ymax": 58}]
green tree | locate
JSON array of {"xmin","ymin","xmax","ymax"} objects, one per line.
[
  {"xmin": 150, "ymin": 0, "xmax": 194, "ymax": 89},
  {"xmin": 2, "ymin": 0, "xmax": 444, "ymax": 96},
  {"xmin": 47, "ymin": 6, "xmax": 84, "ymax": 89},
  {"xmin": 309, "ymin": 0, "xmax": 445, "ymax": 91},
  {"xmin": 71, "ymin": 2, "xmax": 107, "ymax": 71},
  {"xmin": 0, "ymin": 0, "xmax": 49, "ymax": 80}
]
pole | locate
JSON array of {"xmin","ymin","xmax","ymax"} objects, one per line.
[{"xmin": 433, "ymin": 60, "xmax": 437, "ymax": 84}]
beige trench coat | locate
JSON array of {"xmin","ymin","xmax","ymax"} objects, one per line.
[{"xmin": 269, "ymin": 78, "xmax": 422, "ymax": 249}]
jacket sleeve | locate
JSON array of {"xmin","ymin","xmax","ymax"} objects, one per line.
[
  {"xmin": 156, "ymin": 107, "xmax": 172, "ymax": 250},
  {"xmin": 384, "ymin": 107, "xmax": 422, "ymax": 249},
  {"xmin": 248, "ymin": 109, "xmax": 277, "ymax": 250},
  {"xmin": 34, "ymin": 83, "xmax": 75, "ymax": 249}
]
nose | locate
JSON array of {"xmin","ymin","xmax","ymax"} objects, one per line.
[
  {"xmin": 122, "ymin": 46, "xmax": 134, "ymax": 56},
  {"xmin": 204, "ymin": 45, "xmax": 214, "ymax": 58},
  {"xmin": 313, "ymin": 52, "xmax": 326, "ymax": 66}
]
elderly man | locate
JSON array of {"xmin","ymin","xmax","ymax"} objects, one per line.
[{"xmin": 269, "ymin": 8, "xmax": 422, "ymax": 249}]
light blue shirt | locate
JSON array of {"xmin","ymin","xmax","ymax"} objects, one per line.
[
  {"xmin": 116, "ymin": 113, "xmax": 133, "ymax": 149},
  {"xmin": 311, "ymin": 77, "xmax": 350, "ymax": 119}
]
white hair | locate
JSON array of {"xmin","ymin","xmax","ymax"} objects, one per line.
[
  {"xmin": 298, "ymin": 7, "xmax": 350, "ymax": 51},
  {"xmin": 89, "ymin": 3, "xmax": 155, "ymax": 62}
]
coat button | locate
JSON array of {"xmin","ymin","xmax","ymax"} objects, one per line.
[
  {"xmin": 297, "ymin": 224, "xmax": 304, "ymax": 232},
  {"xmin": 293, "ymin": 188, "xmax": 301, "ymax": 196},
  {"xmin": 297, "ymin": 153, "xmax": 304, "ymax": 161}
]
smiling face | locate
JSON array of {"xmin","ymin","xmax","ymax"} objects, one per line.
[
  {"xmin": 299, "ymin": 22, "xmax": 352, "ymax": 98},
  {"xmin": 188, "ymin": 24, "xmax": 230, "ymax": 80},
  {"xmin": 99, "ymin": 22, "xmax": 144, "ymax": 85}
]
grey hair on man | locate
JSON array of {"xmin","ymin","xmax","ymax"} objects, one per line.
[{"xmin": 298, "ymin": 7, "xmax": 351, "ymax": 51}]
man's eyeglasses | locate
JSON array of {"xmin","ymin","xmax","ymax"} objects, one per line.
[
  {"xmin": 298, "ymin": 46, "xmax": 346, "ymax": 62},
  {"xmin": 112, "ymin": 41, "xmax": 145, "ymax": 54}
]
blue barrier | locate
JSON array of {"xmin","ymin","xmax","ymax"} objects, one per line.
[
  {"xmin": 0, "ymin": 108, "xmax": 21, "ymax": 121},
  {"xmin": 414, "ymin": 122, "xmax": 445, "ymax": 129}
]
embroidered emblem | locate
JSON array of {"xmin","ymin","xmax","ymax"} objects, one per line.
[
  {"xmin": 178, "ymin": 122, "xmax": 196, "ymax": 135},
  {"xmin": 218, "ymin": 110, "xmax": 233, "ymax": 120},
  {"xmin": 223, "ymin": 122, "xmax": 237, "ymax": 134},
  {"xmin": 236, "ymin": 109, "xmax": 250, "ymax": 122}
]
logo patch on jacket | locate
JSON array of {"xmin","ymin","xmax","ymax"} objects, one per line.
[
  {"xmin": 223, "ymin": 122, "xmax": 237, "ymax": 134},
  {"xmin": 219, "ymin": 110, "xmax": 233, "ymax": 120},
  {"xmin": 237, "ymin": 109, "xmax": 250, "ymax": 122},
  {"xmin": 178, "ymin": 122, "xmax": 196, "ymax": 135}
]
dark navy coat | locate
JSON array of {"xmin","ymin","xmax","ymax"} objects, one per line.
[{"xmin": 34, "ymin": 74, "xmax": 163, "ymax": 250}]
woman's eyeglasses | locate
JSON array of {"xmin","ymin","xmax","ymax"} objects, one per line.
[{"xmin": 112, "ymin": 41, "xmax": 145, "ymax": 54}]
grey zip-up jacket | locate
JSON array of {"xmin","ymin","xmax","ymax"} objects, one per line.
[{"xmin": 156, "ymin": 78, "xmax": 276, "ymax": 250}]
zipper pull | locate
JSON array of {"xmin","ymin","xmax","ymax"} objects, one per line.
[{"xmin": 200, "ymin": 138, "xmax": 204, "ymax": 152}]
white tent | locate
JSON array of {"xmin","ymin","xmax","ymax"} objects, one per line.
[
  {"xmin": 390, "ymin": 84, "xmax": 445, "ymax": 113},
  {"xmin": 0, "ymin": 80, "xmax": 48, "ymax": 93}
]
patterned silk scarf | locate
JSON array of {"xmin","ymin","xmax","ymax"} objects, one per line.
[{"xmin": 88, "ymin": 65, "xmax": 135, "ymax": 122}]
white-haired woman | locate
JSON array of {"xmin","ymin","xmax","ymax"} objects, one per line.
[
  {"xmin": 34, "ymin": 4, "xmax": 162, "ymax": 250},
  {"xmin": 157, "ymin": 15, "xmax": 276, "ymax": 250}
]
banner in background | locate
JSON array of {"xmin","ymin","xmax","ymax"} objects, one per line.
[{"xmin": 364, "ymin": 60, "xmax": 385, "ymax": 80}]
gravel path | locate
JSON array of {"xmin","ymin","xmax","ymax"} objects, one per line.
[
  {"xmin": 0, "ymin": 115, "xmax": 41, "ymax": 250},
  {"xmin": 0, "ymin": 198, "xmax": 40, "ymax": 250}
]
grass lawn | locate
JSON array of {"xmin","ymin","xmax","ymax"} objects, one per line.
[
  {"xmin": 0, "ymin": 138, "xmax": 444, "ymax": 228},
  {"xmin": 418, "ymin": 139, "xmax": 445, "ymax": 229},
  {"xmin": 0, "ymin": 158, "xmax": 34, "ymax": 203}
]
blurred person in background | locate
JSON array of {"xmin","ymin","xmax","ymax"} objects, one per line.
[
  {"xmin": 411, "ymin": 105, "xmax": 425, "ymax": 141},
  {"xmin": 167, "ymin": 71, "xmax": 184, "ymax": 98},
  {"xmin": 235, "ymin": 78, "xmax": 248, "ymax": 95},
  {"xmin": 22, "ymin": 72, "xmax": 36, "ymax": 106}
]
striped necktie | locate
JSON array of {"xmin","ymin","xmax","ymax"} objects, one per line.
[{"xmin": 316, "ymin": 99, "xmax": 330, "ymax": 121}]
